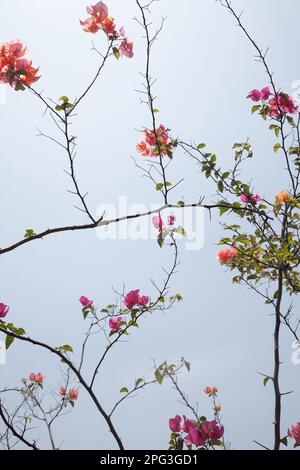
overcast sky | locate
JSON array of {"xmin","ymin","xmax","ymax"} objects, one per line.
[{"xmin": 0, "ymin": 0, "xmax": 299, "ymax": 450}]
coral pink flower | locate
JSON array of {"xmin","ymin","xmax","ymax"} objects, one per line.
[
  {"xmin": 59, "ymin": 387, "xmax": 66, "ymax": 396},
  {"xmin": 0, "ymin": 303, "xmax": 9, "ymax": 318},
  {"xmin": 152, "ymin": 215, "xmax": 165, "ymax": 232},
  {"xmin": 202, "ymin": 420, "xmax": 224, "ymax": 440},
  {"xmin": 79, "ymin": 296, "xmax": 93, "ymax": 308},
  {"xmin": 204, "ymin": 386, "xmax": 218, "ymax": 395},
  {"xmin": 29, "ymin": 372, "xmax": 44, "ymax": 384},
  {"xmin": 168, "ymin": 215, "xmax": 176, "ymax": 226},
  {"xmin": 80, "ymin": 16, "xmax": 101, "ymax": 33},
  {"xmin": 288, "ymin": 423, "xmax": 300, "ymax": 445},
  {"xmin": 276, "ymin": 191, "xmax": 289, "ymax": 204},
  {"xmin": 120, "ymin": 38, "xmax": 134, "ymax": 58},
  {"xmin": 0, "ymin": 40, "xmax": 40, "ymax": 89},
  {"xmin": 102, "ymin": 16, "xmax": 117, "ymax": 37},
  {"xmin": 217, "ymin": 248, "xmax": 238, "ymax": 265},
  {"xmin": 214, "ymin": 404, "xmax": 221, "ymax": 413},
  {"xmin": 68, "ymin": 389, "xmax": 79, "ymax": 401},
  {"xmin": 136, "ymin": 141, "xmax": 152, "ymax": 157},
  {"xmin": 169, "ymin": 415, "xmax": 182, "ymax": 432},
  {"xmin": 86, "ymin": 1, "xmax": 108, "ymax": 21},
  {"xmin": 109, "ymin": 316, "xmax": 124, "ymax": 331}
]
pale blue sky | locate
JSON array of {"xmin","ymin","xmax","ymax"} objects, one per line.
[{"xmin": 0, "ymin": 0, "xmax": 299, "ymax": 450}]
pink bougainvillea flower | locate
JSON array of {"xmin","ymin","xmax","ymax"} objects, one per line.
[
  {"xmin": 0, "ymin": 303, "xmax": 9, "ymax": 318},
  {"xmin": 240, "ymin": 193, "xmax": 261, "ymax": 204},
  {"xmin": 109, "ymin": 316, "xmax": 124, "ymax": 331},
  {"xmin": 288, "ymin": 423, "xmax": 300, "ymax": 445},
  {"xmin": 276, "ymin": 191, "xmax": 289, "ymax": 204},
  {"xmin": 214, "ymin": 404, "xmax": 221, "ymax": 413},
  {"xmin": 59, "ymin": 386, "xmax": 66, "ymax": 396},
  {"xmin": 247, "ymin": 86, "xmax": 272, "ymax": 102},
  {"xmin": 152, "ymin": 215, "xmax": 165, "ymax": 232},
  {"xmin": 136, "ymin": 141, "xmax": 152, "ymax": 157},
  {"xmin": 247, "ymin": 89, "xmax": 262, "ymax": 102},
  {"xmin": 120, "ymin": 38, "xmax": 134, "ymax": 58},
  {"xmin": 119, "ymin": 26, "xmax": 126, "ymax": 38},
  {"xmin": 260, "ymin": 86, "xmax": 271, "ymax": 100},
  {"xmin": 86, "ymin": 1, "xmax": 108, "ymax": 21},
  {"xmin": 123, "ymin": 289, "xmax": 149, "ymax": 309},
  {"xmin": 0, "ymin": 40, "xmax": 40, "ymax": 89},
  {"xmin": 217, "ymin": 248, "xmax": 238, "ymax": 265},
  {"xmin": 204, "ymin": 386, "xmax": 218, "ymax": 395},
  {"xmin": 187, "ymin": 428, "xmax": 207, "ymax": 447},
  {"xmin": 80, "ymin": 16, "xmax": 101, "ymax": 33},
  {"xmin": 68, "ymin": 389, "xmax": 79, "ymax": 401},
  {"xmin": 202, "ymin": 419, "xmax": 224, "ymax": 440},
  {"xmin": 79, "ymin": 296, "xmax": 93, "ymax": 308},
  {"xmin": 168, "ymin": 215, "xmax": 176, "ymax": 226},
  {"xmin": 268, "ymin": 93, "xmax": 298, "ymax": 118},
  {"xmin": 182, "ymin": 416, "xmax": 195, "ymax": 433},
  {"xmin": 102, "ymin": 16, "xmax": 117, "ymax": 38},
  {"xmin": 124, "ymin": 289, "xmax": 140, "ymax": 309},
  {"xmin": 169, "ymin": 415, "xmax": 182, "ymax": 432},
  {"xmin": 29, "ymin": 372, "xmax": 44, "ymax": 384}
]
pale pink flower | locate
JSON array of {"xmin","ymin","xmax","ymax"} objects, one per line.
[
  {"xmin": 288, "ymin": 423, "xmax": 300, "ymax": 445},
  {"xmin": 152, "ymin": 215, "xmax": 165, "ymax": 232},
  {"xmin": 0, "ymin": 303, "xmax": 9, "ymax": 318},
  {"xmin": 86, "ymin": 1, "xmax": 108, "ymax": 21},
  {"xmin": 120, "ymin": 38, "xmax": 134, "ymax": 58}
]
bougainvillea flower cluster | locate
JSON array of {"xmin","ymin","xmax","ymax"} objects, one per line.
[
  {"xmin": 137, "ymin": 125, "xmax": 174, "ymax": 158},
  {"xmin": 79, "ymin": 296, "xmax": 94, "ymax": 308},
  {"xmin": 123, "ymin": 289, "xmax": 149, "ymax": 310},
  {"xmin": 240, "ymin": 193, "xmax": 261, "ymax": 204},
  {"xmin": 109, "ymin": 316, "xmax": 124, "ymax": 332},
  {"xmin": 80, "ymin": 2, "xmax": 134, "ymax": 58},
  {"xmin": 204, "ymin": 386, "xmax": 218, "ymax": 396},
  {"xmin": 169, "ymin": 415, "xmax": 224, "ymax": 448},
  {"xmin": 288, "ymin": 423, "xmax": 300, "ymax": 446},
  {"xmin": 29, "ymin": 372, "xmax": 44, "ymax": 384},
  {"xmin": 276, "ymin": 191, "xmax": 289, "ymax": 204},
  {"xmin": 152, "ymin": 214, "xmax": 176, "ymax": 232},
  {"xmin": 0, "ymin": 40, "xmax": 40, "ymax": 90},
  {"xmin": 217, "ymin": 247, "xmax": 238, "ymax": 265},
  {"xmin": 247, "ymin": 86, "xmax": 298, "ymax": 117},
  {"xmin": 60, "ymin": 387, "xmax": 79, "ymax": 402},
  {"xmin": 0, "ymin": 303, "xmax": 9, "ymax": 318}
]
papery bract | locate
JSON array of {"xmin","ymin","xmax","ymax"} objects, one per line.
[
  {"xmin": 68, "ymin": 389, "xmax": 79, "ymax": 401},
  {"xmin": 202, "ymin": 419, "xmax": 224, "ymax": 440},
  {"xmin": 120, "ymin": 38, "xmax": 134, "ymax": 58},
  {"xmin": 109, "ymin": 316, "xmax": 124, "ymax": 331},
  {"xmin": 0, "ymin": 303, "xmax": 9, "ymax": 318},
  {"xmin": 276, "ymin": 191, "xmax": 289, "ymax": 204},
  {"xmin": 152, "ymin": 215, "xmax": 165, "ymax": 232},
  {"xmin": 288, "ymin": 423, "xmax": 300, "ymax": 445},
  {"xmin": 169, "ymin": 415, "xmax": 182, "ymax": 432},
  {"xmin": 217, "ymin": 248, "xmax": 238, "ymax": 265},
  {"xmin": 79, "ymin": 296, "xmax": 93, "ymax": 308}
]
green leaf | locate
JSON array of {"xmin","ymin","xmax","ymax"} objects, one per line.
[
  {"xmin": 120, "ymin": 387, "xmax": 129, "ymax": 393},
  {"xmin": 135, "ymin": 378, "xmax": 143, "ymax": 387},
  {"xmin": 156, "ymin": 183, "xmax": 164, "ymax": 191},
  {"xmin": 219, "ymin": 206, "xmax": 230, "ymax": 216},
  {"xmin": 55, "ymin": 345, "xmax": 73, "ymax": 353},
  {"xmin": 280, "ymin": 436, "xmax": 288, "ymax": 447},
  {"xmin": 153, "ymin": 108, "xmax": 159, "ymax": 113},
  {"xmin": 174, "ymin": 226, "xmax": 187, "ymax": 237},
  {"xmin": 165, "ymin": 182, "xmax": 172, "ymax": 187},
  {"xmin": 251, "ymin": 105, "xmax": 261, "ymax": 114},
  {"xmin": 273, "ymin": 143, "xmax": 281, "ymax": 153},
  {"xmin": 184, "ymin": 360, "xmax": 191, "ymax": 372},
  {"xmin": 177, "ymin": 200, "xmax": 185, "ymax": 207},
  {"xmin": 218, "ymin": 181, "xmax": 224, "ymax": 193},
  {"xmin": 55, "ymin": 105, "xmax": 63, "ymax": 111},
  {"xmin": 263, "ymin": 376, "xmax": 270, "ymax": 386},
  {"xmin": 155, "ymin": 369, "xmax": 163, "ymax": 385},
  {"xmin": 197, "ymin": 143, "xmax": 206, "ymax": 149},
  {"xmin": 59, "ymin": 96, "xmax": 69, "ymax": 102},
  {"xmin": 24, "ymin": 229, "xmax": 36, "ymax": 238},
  {"xmin": 6, "ymin": 335, "xmax": 14, "ymax": 349},
  {"xmin": 113, "ymin": 47, "xmax": 120, "ymax": 60}
]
